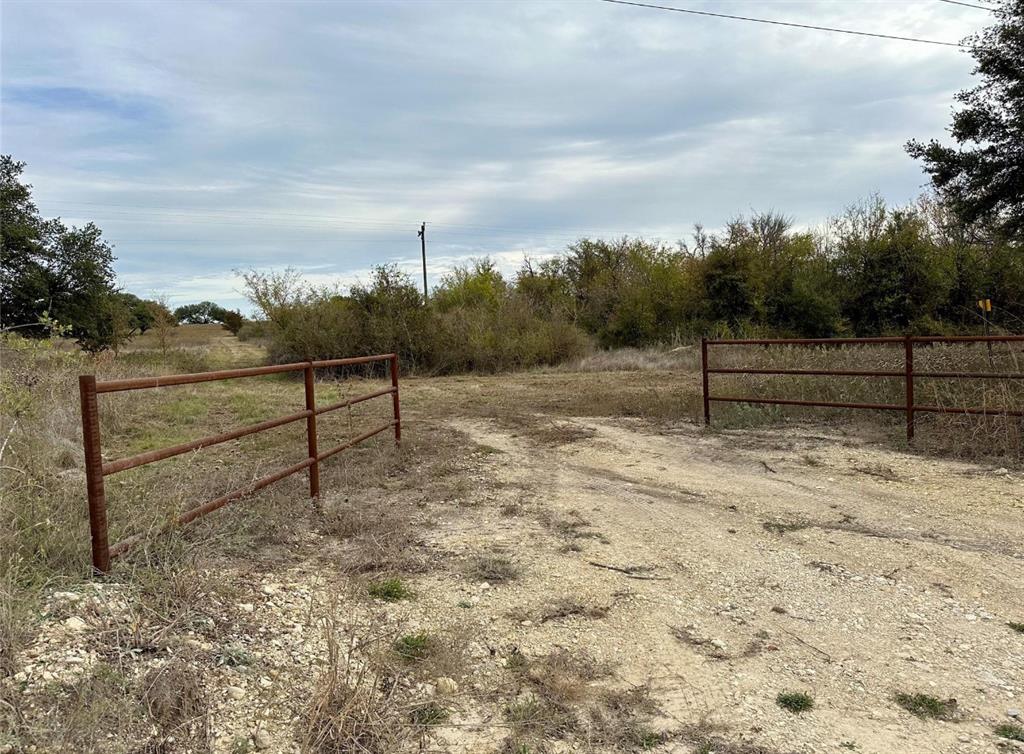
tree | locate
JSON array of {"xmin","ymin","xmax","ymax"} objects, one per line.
[
  {"xmin": 219, "ymin": 309, "xmax": 245, "ymax": 335},
  {"xmin": 173, "ymin": 301, "xmax": 228, "ymax": 324},
  {"xmin": 433, "ymin": 258, "xmax": 508, "ymax": 312},
  {"xmin": 147, "ymin": 297, "xmax": 178, "ymax": 355},
  {"xmin": 1, "ymin": 156, "xmax": 128, "ymax": 350},
  {"xmin": 906, "ymin": 1, "xmax": 1024, "ymax": 240},
  {"xmin": 1, "ymin": 155, "xmax": 54, "ymax": 330},
  {"xmin": 830, "ymin": 199, "xmax": 953, "ymax": 335},
  {"xmin": 116, "ymin": 293, "xmax": 156, "ymax": 334}
]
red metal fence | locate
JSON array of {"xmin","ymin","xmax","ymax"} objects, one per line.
[
  {"xmin": 701, "ymin": 335, "xmax": 1023, "ymax": 439},
  {"xmin": 79, "ymin": 354, "xmax": 400, "ymax": 572}
]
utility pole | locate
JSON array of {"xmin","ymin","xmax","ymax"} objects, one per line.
[{"xmin": 417, "ymin": 222, "xmax": 427, "ymax": 302}]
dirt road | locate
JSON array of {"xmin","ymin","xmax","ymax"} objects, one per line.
[{"xmin": 408, "ymin": 414, "xmax": 1024, "ymax": 753}]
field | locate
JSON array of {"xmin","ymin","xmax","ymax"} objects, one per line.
[{"xmin": 2, "ymin": 325, "xmax": 1022, "ymax": 754}]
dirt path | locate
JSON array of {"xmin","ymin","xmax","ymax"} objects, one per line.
[{"xmin": 414, "ymin": 416, "xmax": 1024, "ymax": 753}]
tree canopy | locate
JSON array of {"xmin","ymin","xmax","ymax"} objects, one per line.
[
  {"xmin": 173, "ymin": 301, "xmax": 245, "ymax": 334},
  {"xmin": 0, "ymin": 156, "xmax": 194, "ymax": 350},
  {"xmin": 906, "ymin": 0, "xmax": 1024, "ymax": 240},
  {"xmin": 1, "ymin": 156, "xmax": 131, "ymax": 350}
]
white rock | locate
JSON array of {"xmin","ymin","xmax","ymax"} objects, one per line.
[
  {"xmin": 64, "ymin": 616, "xmax": 88, "ymax": 632},
  {"xmin": 238, "ymin": 603, "xmax": 255, "ymax": 613},
  {"xmin": 435, "ymin": 676, "xmax": 459, "ymax": 695},
  {"xmin": 253, "ymin": 729, "xmax": 272, "ymax": 750},
  {"xmin": 53, "ymin": 591, "xmax": 81, "ymax": 603},
  {"xmin": 226, "ymin": 686, "xmax": 245, "ymax": 700},
  {"xmin": 1009, "ymin": 708, "xmax": 1022, "ymax": 719}
]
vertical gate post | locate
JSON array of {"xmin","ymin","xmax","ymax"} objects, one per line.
[
  {"xmin": 904, "ymin": 335, "xmax": 915, "ymax": 442},
  {"xmin": 390, "ymin": 354, "xmax": 401, "ymax": 445},
  {"xmin": 701, "ymin": 337, "xmax": 711, "ymax": 426},
  {"xmin": 79, "ymin": 375, "xmax": 110, "ymax": 573},
  {"xmin": 304, "ymin": 363, "xmax": 320, "ymax": 497}
]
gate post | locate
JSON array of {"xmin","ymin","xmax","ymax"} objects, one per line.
[
  {"xmin": 701, "ymin": 338, "xmax": 711, "ymax": 426},
  {"xmin": 304, "ymin": 363, "xmax": 320, "ymax": 497},
  {"xmin": 390, "ymin": 354, "xmax": 401, "ymax": 445},
  {"xmin": 79, "ymin": 375, "xmax": 110, "ymax": 573},
  {"xmin": 904, "ymin": 335, "xmax": 915, "ymax": 442}
]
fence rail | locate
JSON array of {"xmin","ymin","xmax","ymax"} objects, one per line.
[
  {"xmin": 701, "ymin": 335, "xmax": 1024, "ymax": 439},
  {"xmin": 79, "ymin": 354, "xmax": 400, "ymax": 572}
]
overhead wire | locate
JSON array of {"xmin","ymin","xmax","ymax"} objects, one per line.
[
  {"xmin": 598, "ymin": 0, "xmax": 973, "ymax": 48},
  {"xmin": 936, "ymin": 0, "xmax": 996, "ymax": 10}
]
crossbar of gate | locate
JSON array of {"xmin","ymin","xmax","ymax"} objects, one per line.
[
  {"xmin": 79, "ymin": 353, "xmax": 401, "ymax": 572},
  {"xmin": 700, "ymin": 335, "xmax": 1023, "ymax": 440}
]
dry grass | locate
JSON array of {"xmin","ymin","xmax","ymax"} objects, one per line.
[
  {"xmin": 139, "ymin": 659, "xmax": 210, "ymax": 748},
  {"xmin": 707, "ymin": 340, "xmax": 1023, "ymax": 463},
  {"xmin": 563, "ymin": 346, "xmax": 698, "ymax": 373},
  {"xmin": 320, "ymin": 495, "xmax": 429, "ymax": 574},
  {"xmin": 462, "ymin": 553, "xmax": 521, "ymax": 583},
  {"xmin": 301, "ymin": 610, "xmax": 410, "ymax": 754},
  {"xmin": 3, "ymin": 325, "xmax": 1020, "ymax": 752},
  {"xmin": 300, "ymin": 596, "xmax": 464, "ymax": 754},
  {"xmin": 502, "ymin": 648, "xmax": 664, "ymax": 752}
]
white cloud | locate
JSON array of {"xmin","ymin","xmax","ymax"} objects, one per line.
[{"xmin": 2, "ymin": 0, "xmax": 984, "ymax": 307}]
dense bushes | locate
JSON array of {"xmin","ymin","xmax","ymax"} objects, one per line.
[
  {"xmin": 533, "ymin": 197, "xmax": 1018, "ymax": 345},
  {"xmin": 241, "ymin": 263, "xmax": 590, "ymax": 374},
  {"xmin": 245, "ymin": 196, "xmax": 1020, "ymax": 372}
]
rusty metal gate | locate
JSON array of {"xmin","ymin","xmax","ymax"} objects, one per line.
[
  {"xmin": 79, "ymin": 354, "xmax": 400, "ymax": 572},
  {"xmin": 701, "ymin": 335, "xmax": 1023, "ymax": 439}
]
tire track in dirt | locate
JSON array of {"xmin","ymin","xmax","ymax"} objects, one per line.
[{"xmin": 449, "ymin": 416, "xmax": 1024, "ymax": 754}]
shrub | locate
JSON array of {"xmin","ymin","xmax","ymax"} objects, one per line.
[
  {"xmin": 892, "ymin": 692, "xmax": 958, "ymax": 720},
  {"xmin": 242, "ymin": 264, "xmax": 590, "ymax": 375},
  {"xmin": 367, "ymin": 578, "xmax": 412, "ymax": 602},
  {"xmin": 776, "ymin": 691, "xmax": 814, "ymax": 713}
]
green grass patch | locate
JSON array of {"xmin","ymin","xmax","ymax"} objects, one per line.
[
  {"xmin": 995, "ymin": 723, "xmax": 1024, "ymax": 742},
  {"xmin": 227, "ymin": 391, "xmax": 269, "ymax": 424},
  {"xmin": 156, "ymin": 394, "xmax": 210, "ymax": 425},
  {"xmin": 504, "ymin": 697, "xmax": 545, "ymax": 729},
  {"xmin": 393, "ymin": 632, "xmax": 430, "ymax": 661},
  {"xmin": 367, "ymin": 578, "xmax": 412, "ymax": 602},
  {"xmin": 892, "ymin": 692, "xmax": 958, "ymax": 720},
  {"xmin": 776, "ymin": 691, "xmax": 814, "ymax": 713},
  {"xmin": 1008, "ymin": 621, "xmax": 1024, "ymax": 634}
]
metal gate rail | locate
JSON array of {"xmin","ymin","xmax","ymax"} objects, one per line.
[
  {"xmin": 79, "ymin": 354, "xmax": 400, "ymax": 572},
  {"xmin": 700, "ymin": 335, "xmax": 1023, "ymax": 439}
]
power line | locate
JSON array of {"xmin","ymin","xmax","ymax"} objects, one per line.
[
  {"xmin": 599, "ymin": 0, "xmax": 971, "ymax": 48},
  {"xmin": 937, "ymin": 0, "xmax": 996, "ymax": 10}
]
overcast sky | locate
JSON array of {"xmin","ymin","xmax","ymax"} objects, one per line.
[{"xmin": 1, "ymin": 0, "xmax": 986, "ymax": 312}]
